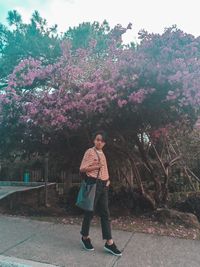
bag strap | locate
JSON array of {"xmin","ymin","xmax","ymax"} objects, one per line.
[{"xmin": 93, "ymin": 147, "xmax": 101, "ymax": 180}]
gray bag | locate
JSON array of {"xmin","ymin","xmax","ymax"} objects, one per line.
[{"xmin": 75, "ymin": 148, "xmax": 100, "ymax": 211}]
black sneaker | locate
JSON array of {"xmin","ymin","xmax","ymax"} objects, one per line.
[
  {"xmin": 81, "ymin": 237, "xmax": 94, "ymax": 251},
  {"xmin": 104, "ymin": 241, "xmax": 122, "ymax": 256}
]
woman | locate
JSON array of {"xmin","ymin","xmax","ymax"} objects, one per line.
[{"xmin": 79, "ymin": 130, "xmax": 122, "ymax": 256}]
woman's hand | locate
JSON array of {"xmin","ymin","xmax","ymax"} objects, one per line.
[
  {"xmin": 106, "ymin": 180, "xmax": 110, "ymax": 187},
  {"xmin": 92, "ymin": 161, "xmax": 104, "ymax": 170}
]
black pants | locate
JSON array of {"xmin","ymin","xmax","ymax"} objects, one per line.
[{"xmin": 80, "ymin": 177, "xmax": 112, "ymax": 240}]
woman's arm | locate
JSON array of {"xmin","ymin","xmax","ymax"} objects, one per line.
[
  {"xmin": 79, "ymin": 149, "xmax": 102, "ymax": 172},
  {"xmin": 82, "ymin": 164, "xmax": 101, "ymax": 172}
]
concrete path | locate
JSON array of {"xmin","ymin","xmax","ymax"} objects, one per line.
[{"xmin": 0, "ymin": 214, "xmax": 200, "ymax": 267}]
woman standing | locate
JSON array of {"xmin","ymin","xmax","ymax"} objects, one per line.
[{"xmin": 79, "ymin": 130, "xmax": 122, "ymax": 256}]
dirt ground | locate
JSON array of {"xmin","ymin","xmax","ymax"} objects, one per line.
[{"xmin": 0, "ymin": 205, "xmax": 199, "ymax": 241}]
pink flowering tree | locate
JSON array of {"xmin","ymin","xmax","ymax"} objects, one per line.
[{"xmin": 1, "ymin": 24, "xmax": 200, "ymax": 209}]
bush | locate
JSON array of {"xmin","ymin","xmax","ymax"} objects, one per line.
[{"xmin": 175, "ymin": 195, "xmax": 200, "ymax": 221}]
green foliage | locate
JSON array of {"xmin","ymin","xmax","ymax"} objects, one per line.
[
  {"xmin": 64, "ymin": 20, "xmax": 111, "ymax": 52},
  {"xmin": 0, "ymin": 10, "xmax": 61, "ymax": 87}
]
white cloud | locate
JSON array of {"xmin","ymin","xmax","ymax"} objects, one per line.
[
  {"xmin": 14, "ymin": 6, "xmax": 32, "ymax": 23},
  {"xmin": 40, "ymin": 0, "xmax": 200, "ymax": 42},
  {"xmin": 2, "ymin": 0, "xmax": 200, "ymax": 43}
]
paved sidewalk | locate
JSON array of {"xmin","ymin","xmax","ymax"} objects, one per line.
[{"xmin": 0, "ymin": 214, "xmax": 200, "ymax": 267}]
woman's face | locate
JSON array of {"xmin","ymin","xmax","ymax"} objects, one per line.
[{"xmin": 94, "ymin": 134, "xmax": 105, "ymax": 149}]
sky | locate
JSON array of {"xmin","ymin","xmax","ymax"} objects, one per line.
[{"xmin": 0, "ymin": 0, "xmax": 200, "ymax": 44}]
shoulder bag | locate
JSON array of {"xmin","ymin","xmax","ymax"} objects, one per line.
[{"xmin": 75, "ymin": 147, "xmax": 101, "ymax": 211}]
